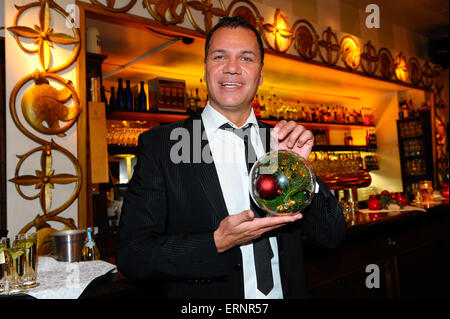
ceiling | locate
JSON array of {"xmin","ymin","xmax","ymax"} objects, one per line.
[
  {"xmin": 87, "ymin": 0, "xmax": 447, "ymax": 100},
  {"xmin": 89, "ymin": 16, "xmax": 423, "ymax": 105},
  {"xmin": 342, "ymin": 0, "xmax": 449, "ymax": 38}
]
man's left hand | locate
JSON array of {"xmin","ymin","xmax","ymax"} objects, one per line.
[{"xmin": 272, "ymin": 120, "xmax": 314, "ymax": 160}]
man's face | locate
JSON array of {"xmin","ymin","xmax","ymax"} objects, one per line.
[{"xmin": 204, "ymin": 27, "xmax": 263, "ymax": 114}]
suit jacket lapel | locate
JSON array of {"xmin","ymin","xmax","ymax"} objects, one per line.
[{"xmin": 185, "ymin": 115, "xmax": 229, "ymax": 224}]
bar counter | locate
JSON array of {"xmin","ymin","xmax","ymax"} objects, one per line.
[
  {"xmin": 3, "ymin": 203, "xmax": 448, "ymax": 299},
  {"xmin": 303, "ymin": 202, "xmax": 449, "ymax": 298},
  {"xmin": 78, "ymin": 202, "xmax": 449, "ymax": 299}
]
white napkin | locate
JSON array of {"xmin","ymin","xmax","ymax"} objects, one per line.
[{"xmin": 24, "ymin": 256, "xmax": 116, "ymax": 299}]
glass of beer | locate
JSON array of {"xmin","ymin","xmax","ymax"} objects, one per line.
[
  {"xmin": 1, "ymin": 243, "xmax": 25, "ymax": 294},
  {"xmin": 419, "ymin": 180, "xmax": 433, "ymax": 206},
  {"xmin": 15, "ymin": 233, "xmax": 39, "ymax": 289},
  {"xmin": 0, "ymin": 237, "xmax": 7, "ymax": 293}
]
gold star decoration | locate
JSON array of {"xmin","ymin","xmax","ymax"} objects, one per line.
[
  {"xmin": 8, "ymin": 0, "xmax": 79, "ymax": 72},
  {"xmin": 10, "ymin": 143, "xmax": 80, "ymax": 215},
  {"xmin": 263, "ymin": 9, "xmax": 293, "ymax": 52}
]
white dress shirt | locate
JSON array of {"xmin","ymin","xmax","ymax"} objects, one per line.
[{"xmin": 201, "ymin": 102, "xmax": 284, "ymax": 299}]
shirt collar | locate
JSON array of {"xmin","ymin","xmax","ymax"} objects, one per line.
[{"xmin": 201, "ymin": 101, "xmax": 258, "ymax": 135}]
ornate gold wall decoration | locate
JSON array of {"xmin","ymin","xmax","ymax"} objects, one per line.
[
  {"xmin": 8, "ymin": 0, "xmax": 80, "ymax": 73},
  {"xmin": 186, "ymin": 0, "xmax": 227, "ymax": 34},
  {"xmin": 408, "ymin": 57, "xmax": 422, "ymax": 87},
  {"xmin": 340, "ymin": 36, "xmax": 360, "ymax": 70},
  {"xmin": 20, "ymin": 71, "xmax": 81, "ymax": 137},
  {"xmin": 84, "ymin": 0, "xmax": 439, "ymax": 89},
  {"xmin": 7, "ymin": 0, "xmax": 82, "ymax": 235},
  {"xmin": 292, "ymin": 19, "xmax": 318, "ymax": 61},
  {"xmin": 360, "ymin": 41, "xmax": 378, "ymax": 75},
  {"xmin": 89, "ymin": 0, "xmax": 137, "ymax": 13},
  {"xmin": 378, "ymin": 47, "xmax": 394, "ymax": 79},
  {"xmin": 142, "ymin": 0, "xmax": 187, "ymax": 25},
  {"xmin": 318, "ymin": 27, "xmax": 340, "ymax": 66},
  {"xmin": 227, "ymin": 0, "xmax": 262, "ymax": 30},
  {"xmin": 262, "ymin": 9, "xmax": 293, "ymax": 53},
  {"xmin": 421, "ymin": 61, "xmax": 433, "ymax": 89}
]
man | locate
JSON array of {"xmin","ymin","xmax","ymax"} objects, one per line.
[{"xmin": 117, "ymin": 16, "xmax": 346, "ymax": 299}]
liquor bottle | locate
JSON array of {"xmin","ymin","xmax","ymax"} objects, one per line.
[
  {"xmin": 100, "ymin": 85, "xmax": 107, "ymax": 105},
  {"xmin": 366, "ymin": 130, "xmax": 370, "ymax": 147},
  {"xmin": 266, "ymin": 95, "xmax": 272, "ymax": 118},
  {"xmin": 323, "ymin": 105, "xmax": 331, "ymax": 122},
  {"xmin": 195, "ymin": 88, "xmax": 201, "ymax": 112},
  {"xmin": 109, "ymin": 86, "xmax": 117, "ymax": 112},
  {"xmin": 402, "ymin": 101, "xmax": 409, "ymax": 118},
  {"xmin": 300, "ymin": 106, "xmax": 306, "ymax": 121},
  {"xmin": 125, "ymin": 80, "xmax": 134, "ymax": 111},
  {"xmin": 292, "ymin": 104, "xmax": 299, "ymax": 121},
  {"xmin": 369, "ymin": 129, "xmax": 377, "ymax": 148},
  {"xmin": 82, "ymin": 227, "xmax": 100, "ymax": 261},
  {"xmin": 199, "ymin": 78, "xmax": 207, "ymax": 108},
  {"xmin": 272, "ymin": 94, "xmax": 278, "ymax": 118},
  {"xmin": 311, "ymin": 106, "xmax": 317, "ymax": 122},
  {"xmin": 189, "ymin": 89, "xmax": 197, "ymax": 113},
  {"xmin": 116, "ymin": 78, "xmax": 125, "ymax": 111},
  {"xmin": 348, "ymin": 109, "xmax": 356, "ymax": 124},
  {"xmin": 138, "ymin": 81, "xmax": 147, "ymax": 112},
  {"xmin": 252, "ymin": 94, "xmax": 261, "ymax": 118},
  {"xmin": 356, "ymin": 108, "xmax": 363, "ymax": 124},
  {"xmin": 259, "ymin": 95, "xmax": 266, "ymax": 118},
  {"xmin": 369, "ymin": 107, "xmax": 374, "ymax": 125}
]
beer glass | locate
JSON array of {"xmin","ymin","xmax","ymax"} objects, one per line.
[
  {"xmin": 15, "ymin": 233, "xmax": 39, "ymax": 289},
  {"xmin": 0, "ymin": 237, "xmax": 7, "ymax": 293},
  {"xmin": 1, "ymin": 239, "xmax": 25, "ymax": 294},
  {"xmin": 419, "ymin": 180, "xmax": 433, "ymax": 206}
]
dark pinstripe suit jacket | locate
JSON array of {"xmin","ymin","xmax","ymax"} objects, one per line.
[{"xmin": 116, "ymin": 114, "xmax": 346, "ymax": 299}]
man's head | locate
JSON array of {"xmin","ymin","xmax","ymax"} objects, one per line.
[
  {"xmin": 205, "ymin": 16, "xmax": 264, "ymax": 65},
  {"xmin": 204, "ymin": 16, "xmax": 264, "ymax": 118}
]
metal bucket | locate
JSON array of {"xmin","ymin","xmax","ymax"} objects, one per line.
[{"xmin": 50, "ymin": 230, "xmax": 86, "ymax": 262}]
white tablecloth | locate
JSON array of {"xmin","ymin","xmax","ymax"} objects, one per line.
[{"xmin": 24, "ymin": 256, "xmax": 116, "ymax": 299}]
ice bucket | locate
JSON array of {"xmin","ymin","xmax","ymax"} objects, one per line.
[{"xmin": 50, "ymin": 229, "xmax": 86, "ymax": 262}]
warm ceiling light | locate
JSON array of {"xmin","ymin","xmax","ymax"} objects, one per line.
[
  {"xmin": 394, "ymin": 53, "xmax": 408, "ymax": 82},
  {"xmin": 263, "ymin": 9, "xmax": 293, "ymax": 53},
  {"xmin": 341, "ymin": 36, "xmax": 361, "ymax": 70}
]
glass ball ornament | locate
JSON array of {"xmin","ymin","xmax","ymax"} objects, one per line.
[{"xmin": 249, "ymin": 150, "xmax": 316, "ymax": 216}]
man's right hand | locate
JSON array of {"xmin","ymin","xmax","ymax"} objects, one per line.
[{"xmin": 213, "ymin": 210, "xmax": 302, "ymax": 253}]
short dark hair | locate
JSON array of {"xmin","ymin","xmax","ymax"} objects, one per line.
[{"xmin": 204, "ymin": 16, "xmax": 264, "ymax": 64}]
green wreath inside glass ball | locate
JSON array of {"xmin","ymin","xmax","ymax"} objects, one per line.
[{"xmin": 249, "ymin": 150, "xmax": 316, "ymax": 216}]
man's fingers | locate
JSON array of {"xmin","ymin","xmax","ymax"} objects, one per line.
[
  {"xmin": 286, "ymin": 125, "xmax": 306, "ymax": 148},
  {"xmin": 275, "ymin": 121, "xmax": 297, "ymax": 140},
  {"xmin": 236, "ymin": 209, "xmax": 254, "ymax": 223},
  {"xmin": 296, "ymin": 129, "xmax": 314, "ymax": 148},
  {"xmin": 252, "ymin": 214, "xmax": 301, "ymax": 229}
]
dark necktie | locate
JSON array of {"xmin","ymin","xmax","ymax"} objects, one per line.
[{"xmin": 219, "ymin": 123, "xmax": 274, "ymax": 295}]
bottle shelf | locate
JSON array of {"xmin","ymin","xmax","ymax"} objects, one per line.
[{"xmin": 106, "ymin": 111, "xmax": 376, "ymax": 130}]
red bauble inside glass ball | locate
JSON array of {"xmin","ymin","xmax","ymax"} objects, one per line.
[{"xmin": 255, "ymin": 174, "xmax": 281, "ymax": 200}]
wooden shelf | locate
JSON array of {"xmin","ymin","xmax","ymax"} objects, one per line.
[
  {"xmin": 313, "ymin": 145, "xmax": 377, "ymax": 152},
  {"xmin": 107, "ymin": 111, "xmax": 189, "ymax": 123},
  {"xmin": 107, "ymin": 144, "xmax": 376, "ymax": 156},
  {"xmin": 106, "ymin": 111, "xmax": 376, "ymax": 130}
]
